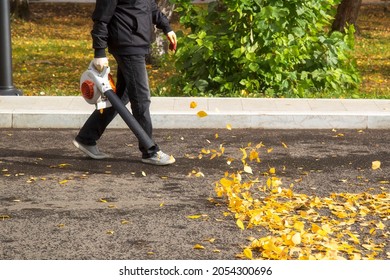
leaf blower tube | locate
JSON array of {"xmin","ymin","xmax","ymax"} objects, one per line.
[
  {"xmin": 80, "ymin": 61, "xmax": 155, "ymax": 151},
  {"xmin": 103, "ymin": 89, "xmax": 155, "ymax": 150}
]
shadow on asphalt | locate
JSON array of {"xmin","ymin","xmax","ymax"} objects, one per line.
[{"xmin": 1, "ymin": 128, "xmax": 389, "ymax": 259}]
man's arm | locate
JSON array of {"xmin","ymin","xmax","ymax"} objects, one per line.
[
  {"xmin": 91, "ymin": 0, "xmax": 117, "ymax": 58},
  {"xmin": 151, "ymin": 0, "xmax": 172, "ymax": 34},
  {"xmin": 151, "ymin": 1, "xmax": 177, "ymax": 51}
]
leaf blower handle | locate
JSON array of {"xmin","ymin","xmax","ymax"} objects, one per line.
[{"xmin": 92, "ymin": 57, "xmax": 109, "ymax": 72}]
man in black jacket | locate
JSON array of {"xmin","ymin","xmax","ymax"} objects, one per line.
[{"xmin": 73, "ymin": 0, "xmax": 177, "ymax": 165}]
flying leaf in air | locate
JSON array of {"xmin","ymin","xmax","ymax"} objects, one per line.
[
  {"xmin": 197, "ymin": 110, "xmax": 208, "ymax": 118},
  {"xmin": 190, "ymin": 101, "xmax": 197, "ymax": 109}
]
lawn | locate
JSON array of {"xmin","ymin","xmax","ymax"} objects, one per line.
[
  {"xmin": 10, "ymin": 2, "xmax": 390, "ymax": 98},
  {"xmin": 354, "ymin": 5, "xmax": 390, "ymax": 98}
]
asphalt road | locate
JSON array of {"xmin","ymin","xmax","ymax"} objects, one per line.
[{"xmin": 0, "ymin": 128, "xmax": 389, "ymax": 260}]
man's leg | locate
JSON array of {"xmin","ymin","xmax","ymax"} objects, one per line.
[
  {"xmin": 113, "ymin": 54, "xmax": 159, "ymax": 158},
  {"xmin": 74, "ymin": 66, "xmax": 128, "ymax": 158}
]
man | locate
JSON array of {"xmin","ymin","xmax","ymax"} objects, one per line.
[{"xmin": 73, "ymin": 0, "xmax": 177, "ymax": 165}]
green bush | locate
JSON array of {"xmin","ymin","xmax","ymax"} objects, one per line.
[{"xmin": 167, "ymin": 0, "xmax": 361, "ymax": 98}]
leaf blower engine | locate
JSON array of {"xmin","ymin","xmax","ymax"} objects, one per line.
[{"xmin": 79, "ymin": 61, "xmax": 155, "ymax": 150}]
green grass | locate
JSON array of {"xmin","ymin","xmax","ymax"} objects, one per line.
[
  {"xmin": 353, "ymin": 6, "xmax": 390, "ymax": 98},
  {"xmin": 10, "ymin": 3, "xmax": 390, "ymax": 98}
]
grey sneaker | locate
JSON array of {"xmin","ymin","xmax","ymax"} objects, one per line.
[
  {"xmin": 141, "ymin": 151, "xmax": 175, "ymax": 166},
  {"xmin": 72, "ymin": 139, "xmax": 109, "ymax": 160}
]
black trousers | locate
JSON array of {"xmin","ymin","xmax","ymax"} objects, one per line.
[{"xmin": 76, "ymin": 54, "xmax": 159, "ymax": 158}]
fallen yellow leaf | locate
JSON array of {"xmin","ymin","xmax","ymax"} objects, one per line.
[
  {"xmin": 294, "ymin": 221, "xmax": 305, "ymax": 232},
  {"xmin": 236, "ymin": 219, "xmax": 245, "ymax": 230},
  {"xmin": 243, "ymin": 248, "xmax": 253, "ymax": 259},
  {"xmin": 378, "ymin": 180, "xmax": 389, "ymax": 184},
  {"xmin": 244, "ymin": 165, "xmax": 253, "ymax": 174},
  {"xmin": 204, "ymin": 238, "xmax": 215, "ymax": 243},
  {"xmin": 187, "ymin": 214, "xmax": 202, "ymax": 219},
  {"xmin": 0, "ymin": 215, "xmax": 11, "ymax": 220},
  {"xmin": 58, "ymin": 163, "xmax": 72, "ymax": 168},
  {"xmin": 193, "ymin": 244, "xmax": 205, "ymax": 249},
  {"xmin": 377, "ymin": 221, "xmax": 385, "ymax": 230},
  {"xmin": 292, "ymin": 232, "xmax": 301, "ymax": 245},
  {"xmin": 249, "ymin": 150, "xmax": 259, "ymax": 162},
  {"xmin": 372, "ymin": 161, "xmax": 381, "ymax": 170}
]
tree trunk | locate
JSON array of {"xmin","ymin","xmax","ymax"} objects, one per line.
[
  {"xmin": 331, "ymin": 0, "xmax": 362, "ymax": 32},
  {"xmin": 10, "ymin": 0, "xmax": 30, "ymax": 20},
  {"xmin": 146, "ymin": 0, "xmax": 175, "ymax": 65}
]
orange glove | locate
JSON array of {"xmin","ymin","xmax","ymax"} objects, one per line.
[{"xmin": 167, "ymin": 31, "xmax": 177, "ymax": 52}]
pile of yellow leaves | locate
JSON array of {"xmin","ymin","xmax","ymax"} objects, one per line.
[{"xmin": 214, "ymin": 144, "xmax": 389, "ymax": 260}]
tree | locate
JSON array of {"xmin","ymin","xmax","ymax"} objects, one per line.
[
  {"xmin": 10, "ymin": 0, "xmax": 30, "ymax": 20},
  {"xmin": 168, "ymin": 0, "xmax": 360, "ymax": 98},
  {"xmin": 147, "ymin": 0, "xmax": 176, "ymax": 64},
  {"xmin": 155, "ymin": 0, "xmax": 176, "ymax": 54},
  {"xmin": 331, "ymin": 0, "xmax": 362, "ymax": 32}
]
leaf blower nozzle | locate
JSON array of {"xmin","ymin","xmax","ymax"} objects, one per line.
[{"xmin": 80, "ymin": 61, "xmax": 155, "ymax": 150}]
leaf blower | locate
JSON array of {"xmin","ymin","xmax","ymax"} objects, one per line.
[{"xmin": 79, "ymin": 61, "xmax": 155, "ymax": 150}]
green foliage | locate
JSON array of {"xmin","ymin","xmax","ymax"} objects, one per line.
[{"xmin": 167, "ymin": 0, "xmax": 361, "ymax": 97}]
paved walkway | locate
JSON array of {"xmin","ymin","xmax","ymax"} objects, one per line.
[{"xmin": 1, "ymin": 96, "xmax": 390, "ymax": 129}]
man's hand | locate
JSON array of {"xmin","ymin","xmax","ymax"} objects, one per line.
[
  {"xmin": 93, "ymin": 57, "xmax": 109, "ymax": 72},
  {"xmin": 167, "ymin": 31, "xmax": 177, "ymax": 52}
]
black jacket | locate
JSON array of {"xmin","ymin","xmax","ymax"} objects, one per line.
[{"xmin": 91, "ymin": 0, "xmax": 173, "ymax": 57}]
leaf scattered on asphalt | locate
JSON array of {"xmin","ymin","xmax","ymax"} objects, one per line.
[
  {"xmin": 213, "ymin": 142, "xmax": 389, "ymax": 260},
  {"xmin": 372, "ymin": 161, "xmax": 381, "ymax": 170},
  {"xmin": 193, "ymin": 244, "xmax": 205, "ymax": 250}
]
